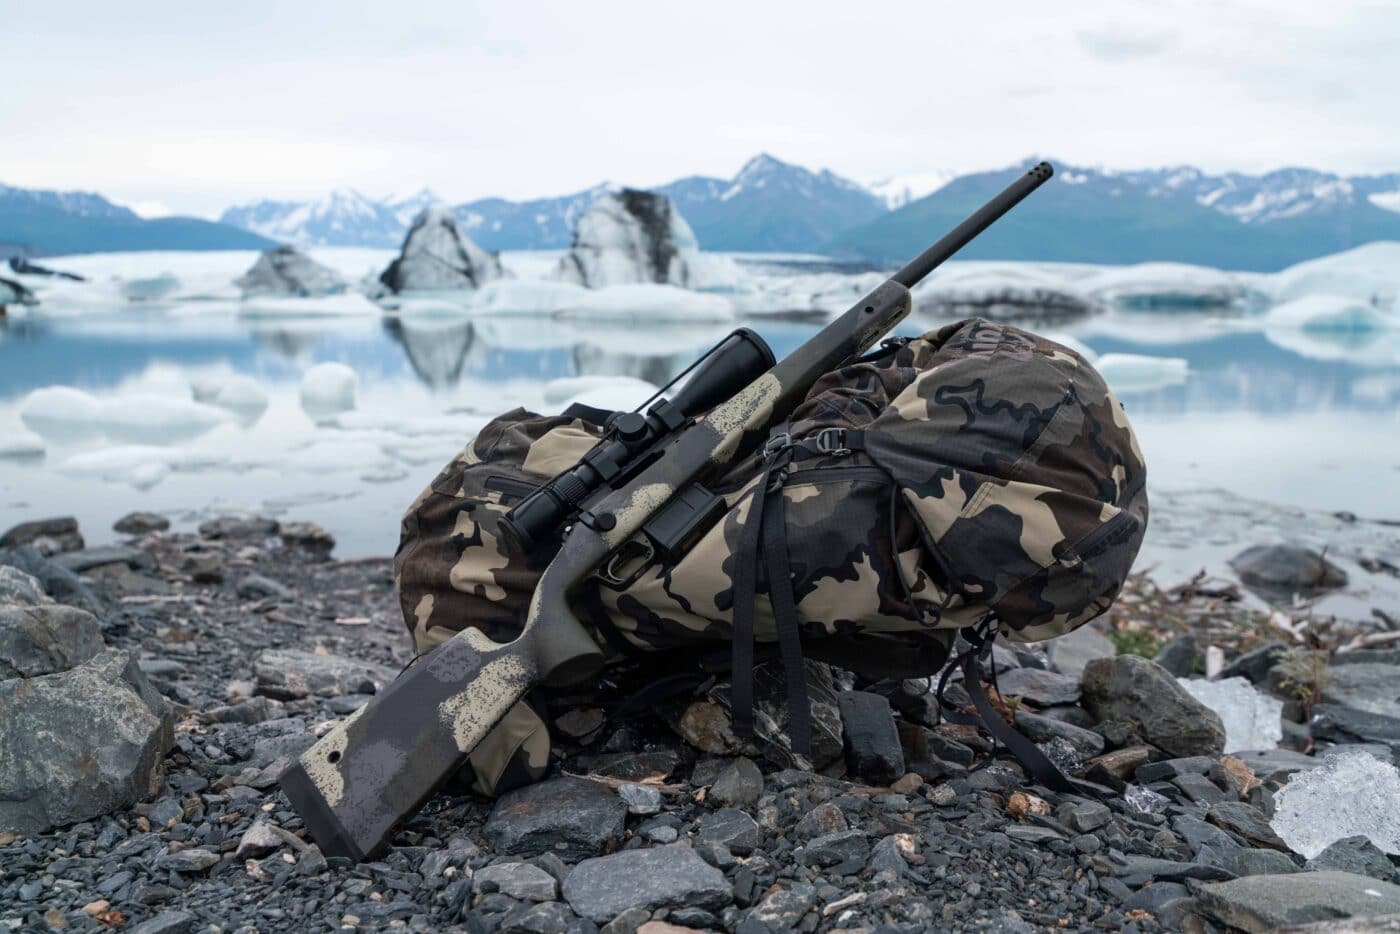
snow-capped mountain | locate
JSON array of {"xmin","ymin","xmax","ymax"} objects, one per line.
[
  {"xmin": 384, "ymin": 188, "xmax": 446, "ymax": 228},
  {"xmin": 218, "ymin": 189, "xmax": 405, "ymax": 248},
  {"xmin": 1119, "ymin": 166, "xmax": 1400, "ymax": 224},
  {"xmin": 863, "ymin": 170, "xmax": 957, "ymax": 210},
  {"xmin": 454, "ymin": 182, "xmax": 615, "ymax": 251}
]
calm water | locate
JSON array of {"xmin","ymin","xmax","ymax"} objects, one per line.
[{"xmin": 2, "ymin": 301, "xmax": 1398, "ymax": 617}]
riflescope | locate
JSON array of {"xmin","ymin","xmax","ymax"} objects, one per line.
[{"xmin": 498, "ymin": 327, "xmax": 775, "ymax": 554}]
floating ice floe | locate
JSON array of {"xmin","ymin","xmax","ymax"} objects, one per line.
[
  {"xmin": 0, "ymin": 427, "xmax": 45, "ymax": 460},
  {"xmin": 556, "ymin": 284, "xmax": 735, "ymax": 322},
  {"xmin": 20, "ymin": 386, "xmax": 232, "ymax": 444},
  {"xmin": 1264, "ymin": 294, "xmax": 1394, "ymax": 332},
  {"xmin": 913, "ymin": 266, "xmax": 1096, "ymax": 323},
  {"xmin": 1272, "ymin": 748, "xmax": 1400, "ymax": 859},
  {"xmin": 299, "ymin": 363, "xmax": 359, "ymax": 419},
  {"xmin": 1176, "ymin": 676, "xmax": 1283, "ymax": 753},
  {"xmin": 1092, "ymin": 353, "xmax": 1190, "ymax": 393},
  {"xmin": 737, "ymin": 271, "xmax": 886, "ymax": 316},
  {"xmin": 59, "ymin": 444, "xmax": 230, "ymax": 489},
  {"xmin": 1266, "ymin": 241, "xmax": 1400, "ymax": 310},
  {"xmin": 190, "ymin": 373, "xmax": 270, "ymax": 418},
  {"xmin": 542, "ymin": 376, "xmax": 659, "ymax": 410},
  {"xmin": 1043, "ymin": 333, "xmax": 1099, "ymax": 363},
  {"xmin": 468, "ymin": 280, "xmax": 591, "ymax": 315},
  {"xmin": 1082, "ymin": 262, "xmax": 1246, "ymax": 310},
  {"xmin": 239, "ymin": 293, "xmax": 381, "ymax": 319}
]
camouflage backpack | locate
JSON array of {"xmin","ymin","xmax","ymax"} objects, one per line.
[{"xmin": 394, "ymin": 317, "xmax": 1148, "ymax": 794}]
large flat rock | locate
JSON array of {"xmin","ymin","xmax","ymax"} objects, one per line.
[
  {"xmin": 483, "ymin": 776, "xmax": 627, "ymax": 860},
  {"xmin": 0, "ymin": 604, "xmax": 104, "ymax": 679},
  {"xmin": 561, "ymin": 844, "xmax": 732, "ymax": 923},
  {"xmin": 253, "ymin": 648, "xmax": 397, "ymax": 699},
  {"xmin": 1198, "ymin": 872, "xmax": 1400, "ymax": 932}
]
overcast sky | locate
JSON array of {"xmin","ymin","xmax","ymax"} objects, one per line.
[{"xmin": 2, "ymin": 0, "xmax": 1397, "ymax": 218}]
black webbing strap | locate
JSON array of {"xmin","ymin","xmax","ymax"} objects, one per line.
[
  {"xmin": 760, "ymin": 453, "xmax": 814, "ymax": 755},
  {"xmin": 560, "ymin": 402, "xmax": 615, "ymax": 426},
  {"xmin": 936, "ymin": 623, "xmax": 1090, "ymax": 795}
]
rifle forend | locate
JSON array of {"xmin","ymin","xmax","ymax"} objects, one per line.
[{"xmin": 279, "ymin": 160, "xmax": 1056, "ymax": 861}]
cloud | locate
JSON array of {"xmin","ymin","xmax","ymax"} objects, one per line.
[{"xmin": 1075, "ymin": 25, "xmax": 1176, "ymax": 61}]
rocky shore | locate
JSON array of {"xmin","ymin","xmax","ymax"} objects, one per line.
[{"xmin": 2, "ymin": 515, "xmax": 1399, "ymax": 933}]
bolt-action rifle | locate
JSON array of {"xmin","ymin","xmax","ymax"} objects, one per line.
[{"xmin": 280, "ymin": 161, "xmax": 1056, "ymax": 861}]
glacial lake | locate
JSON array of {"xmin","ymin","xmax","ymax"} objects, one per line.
[{"xmin": 2, "ymin": 252, "xmax": 1398, "ymax": 621}]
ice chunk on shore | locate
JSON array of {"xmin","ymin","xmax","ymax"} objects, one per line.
[
  {"xmin": 557, "ymin": 284, "xmax": 734, "ymax": 321},
  {"xmin": 300, "ymin": 363, "xmax": 358, "ymax": 418},
  {"xmin": 1267, "ymin": 242, "xmax": 1400, "ymax": 309},
  {"xmin": 1082, "ymin": 262, "xmax": 1245, "ymax": 309},
  {"xmin": 20, "ymin": 387, "xmax": 231, "ymax": 444},
  {"xmin": 543, "ymin": 376, "xmax": 659, "ymax": 410},
  {"xmin": 1093, "ymin": 353, "xmax": 1190, "ymax": 393},
  {"xmin": 1272, "ymin": 749, "xmax": 1400, "ymax": 859},
  {"xmin": 1265, "ymin": 294, "xmax": 1394, "ymax": 332},
  {"xmin": 1177, "ymin": 676, "xmax": 1282, "ymax": 753},
  {"xmin": 239, "ymin": 293, "xmax": 381, "ymax": 319}
]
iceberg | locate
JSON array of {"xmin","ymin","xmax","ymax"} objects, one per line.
[
  {"xmin": 236, "ymin": 245, "xmax": 347, "ymax": 298},
  {"xmin": 1177, "ymin": 676, "xmax": 1283, "ymax": 753},
  {"xmin": 556, "ymin": 189, "xmax": 709, "ymax": 289},
  {"xmin": 1082, "ymin": 262, "xmax": 1245, "ymax": 309},
  {"xmin": 0, "ymin": 427, "xmax": 45, "ymax": 460},
  {"xmin": 1043, "ymin": 332, "xmax": 1099, "ymax": 363},
  {"xmin": 379, "ymin": 205, "xmax": 506, "ymax": 293},
  {"xmin": 1266, "ymin": 242, "xmax": 1400, "ymax": 309},
  {"xmin": 1093, "ymin": 353, "xmax": 1190, "ymax": 393},
  {"xmin": 738, "ymin": 271, "xmax": 886, "ymax": 316},
  {"xmin": 468, "ymin": 279, "xmax": 591, "ymax": 315},
  {"xmin": 192, "ymin": 374, "xmax": 269, "ymax": 418},
  {"xmin": 0, "ymin": 276, "xmax": 39, "ymax": 314},
  {"xmin": 913, "ymin": 266, "xmax": 1096, "ymax": 323},
  {"xmin": 557, "ymin": 284, "xmax": 734, "ymax": 322},
  {"xmin": 1272, "ymin": 749, "xmax": 1400, "ymax": 859},
  {"xmin": 20, "ymin": 386, "xmax": 231, "ymax": 444},
  {"xmin": 542, "ymin": 376, "xmax": 658, "ymax": 409},
  {"xmin": 239, "ymin": 293, "xmax": 381, "ymax": 318},
  {"xmin": 1264, "ymin": 294, "xmax": 1394, "ymax": 332},
  {"xmin": 59, "ymin": 444, "xmax": 230, "ymax": 489},
  {"xmin": 300, "ymin": 363, "xmax": 358, "ymax": 418},
  {"xmin": 120, "ymin": 273, "xmax": 181, "ymax": 303}
]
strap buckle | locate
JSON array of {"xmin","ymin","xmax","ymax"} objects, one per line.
[
  {"xmin": 814, "ymin": 427, "xmax": 852, "ymax": 457},
  {"xmin": 762, "ymin": 432, "xmax": 792, "ymax": 461}
]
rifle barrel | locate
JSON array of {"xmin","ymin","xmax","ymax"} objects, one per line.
[{"xmin": 891, "ymin": 161, "xmax": 1053, "ymax": 289}]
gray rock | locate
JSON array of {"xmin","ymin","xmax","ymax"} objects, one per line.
[
  {"xmin": 1174, "ymin": 814, "xmax": 1242, "ymax": 856},
  {"xmin": 1219, "ymin": 847, "xmax": 1302, "ymax": 876},
  {"xmin": 599, "ymin": 906, "xmax": 650, "ymax": 934},
  {"xmin": 868, "ymin": 834, "xmax": 912, "ymax": 876},
  {"xmin": 696, "ymin": 808, "xmax": 762, "ymax": 854},
  {"xmin": 253, "ymin": 648, "xmax": 397, "ymax": 699},
  {"xmin": 235, "ymin": 819, "xmax": 284, "ymax": 859},
  {"xmin": 1137, "ymin": 755, "xmax": 1221, "ymax": 782},
  {"xmin": 561, "ymin": 844, "xmax": 732, "ymax": 924},
  {"xmin": 709, "ymin": 756, "xmax": 762, "ymax": 808},
  {"xmin": 237, "ymin": 573, "xmax": 292, "ymax": 601},
  {"xmin": 1220, "ymin": 643, "xmax": 1288, "ymax": 684},
  {"xmin": 0, "ymin": 648, "xmax": 173, "ymax": 833},
  {"xmin": 279, "ymin": 521, "xmax": 336, "ymax": 560},
  {"xmin": 113, "ymin": 511, "xmax": 170, "ymax": 535},
  {"xmin": 484, "ymin": 777, "xmax": 628, "ymax": 860},
  {"xmin": 1175, "ymin": 771, "xmax": 1232, "ymax": 805},
  {"xmin": 996, "ymin": 667, "xmax": 1082, "ymax": 705},
  {"xmin": 0, "ymin": 516, "xmax": 83, "ymax": 553},
  {"xmin": 129, "ymin": 911, "xmax": 195, "ymax": 934},
  {"xmin": 179, "ymin": 552, "xmax": 223, "ymax": 583},
  {"xmin": 197, "ymin": 515, "xmax": 279, "ymax": 540},
  {"xmin": 1198, "ymin": 872, "xmax": 1400, "ymax": 932},
  {"xmin": 1014, "ymin": 710, "xmax": 1105, "ymax": 758},
  {"xmin": 1231, "ymin": 544, "xmax": 1347, "ymax": 597},
  {"xmin": 0, "ymin": 545, "xmax": 105, "ymax": 614},
  {"xmin": 500, "ymin": 900, "xmax": 577, "ymax": 934},
  {"xmin": 1230, "ymin": 747, "xmax": 1320, "ymax": 783},
  {"xmin": 0, "ymin": 566, "xmax": 50, "ymax": 607},
  {"xmin": 746, "ymin": 882, "xmax": 817, "ymax": 929},
  {"xmin": 1154, "ymin": 635, "xmax": 1200, "ymax": 677},
  {"xmin": 794, "ymin": 801, "xmax": 848, "ymax": 839},
  {"xmin": 800, "ymin": 829, "xmax": 870, "ymax": 868},
  {"xmin": 1324, "ymin": 664, "xmax": 1400, "ymax": 721},
  {"xmin": 1081, "ymin": 654, "xmax": 1226, "ymax": 757},
  {"xmin": 1334, "ymin": 649, "xmax": 1400, "ymax": 667},
  {"xmin": 298, "ymin": 843, "xmax": 327, "ymax": 875},
  {"xmin": 1058, "ymin": 800, "xmax": 1111, "ymax": 833},
  {"xmin": 53, "ymin": 545, "xmax": 155, "ymax": 574},
  {"xmin": 1046, "ymin": 624, "xmax": 1116, "ymax": 679},
  {"xmin": 476, "ymin": 862, "xmax": 560, "ymax": 901},
  {"xmin": 1307, "ymin": 836, "xmax": 1400, "ymax": 883},
  {"xmin": 0, "ymin": 604, "xmax": 104, "ymax": 678},
  {"xmin": 1312, "ymin": 705, "xmax": 1400, "ymax": 750},
  {"xmin": 157, "ymin": 847, "xmax": 220, "ymax": 872},
  {"xmin": 617, "ymin": 783, "xmax": 662, "ymax": 815},
  {"xmin": 838, "ymin": 690, "xmax": 905, "ymax": 784},
  {"xmin": 1116, "ymin": 856, "xmax": 1236, "ymax": 885},
  {"xmin": 236, "ymin": 245, "xmax": 347, "ymax": 298},
  {"xmin": 147, "ymin": 796, "xmax": 184, "ymax": 828},
  {"xmin": 1208, "ymin": 801, "xmax": 1291, "ymax": 851}
]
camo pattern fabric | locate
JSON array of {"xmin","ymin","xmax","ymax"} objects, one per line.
[{"xmin": 394, "ymin": 316, "xmax": 1148, "ymax": 746}]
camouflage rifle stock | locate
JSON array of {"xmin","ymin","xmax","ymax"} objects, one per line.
[{"xmin": 279, "ymin": 161, "xmax": 1056, "ymax": 861}]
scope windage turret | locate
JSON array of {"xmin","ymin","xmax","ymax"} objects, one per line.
[{"xmin": 498, "ymin": 328, "xmax": 775, "ymax": 554}]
